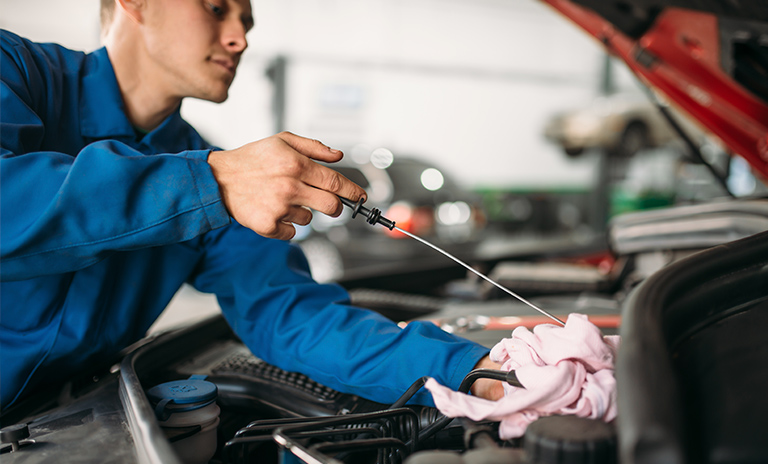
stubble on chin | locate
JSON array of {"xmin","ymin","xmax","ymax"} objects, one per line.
[{"xmin": 184, "ymin": 70, "xmax": 233, "ymax": 103}]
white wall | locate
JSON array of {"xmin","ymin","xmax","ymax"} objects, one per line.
[{"xmin": 0, "ymin": 0, "xmax": 612, "ymax": 189}]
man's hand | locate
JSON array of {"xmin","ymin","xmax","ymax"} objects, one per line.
[
  {"xmin": 208, "ymin": 132, "xmax": 366, "ymax": 240},
  {"xmin": 469, "ymin": 355, "xmax": 505, "ymax": 401}
]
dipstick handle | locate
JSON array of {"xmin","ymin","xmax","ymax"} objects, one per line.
[{"xmin": 339, "ymin": 197, "xmax": 396, "ymax": 230}]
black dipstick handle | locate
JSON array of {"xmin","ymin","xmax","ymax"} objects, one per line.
[{"xmin": 339, "ymin": 197, "xmax": 396, "ymax": 230}]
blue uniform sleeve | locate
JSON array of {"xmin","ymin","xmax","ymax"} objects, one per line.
[
  {"xmin": 189, "ymin": 224, "xmax": 490, "ymax": 406},
  {"xmin": 0, "ymin": 35, "xmax": 231, "ymax": 281}
]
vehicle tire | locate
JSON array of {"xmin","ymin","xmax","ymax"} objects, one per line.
[{"xmin": 614, "ymin": 121, "xmax": 649, "ymax": 157}]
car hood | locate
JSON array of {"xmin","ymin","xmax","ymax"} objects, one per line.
[{"xmin": 539, "ymin": 0, "xmax": 768, "ymax": 179}]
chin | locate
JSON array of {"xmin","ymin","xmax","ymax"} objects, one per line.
[
  {"xmin": 195, "ymin": 85, "xmax": 230, "ymax": 103},
  {"xmin": 208, "ymin": 92, "xmax": 229, "ymax": 103}
]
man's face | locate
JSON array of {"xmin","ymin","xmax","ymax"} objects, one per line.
[{"xmin": 141, "ymin": 0, "xmax": 254, "ymax": 103}]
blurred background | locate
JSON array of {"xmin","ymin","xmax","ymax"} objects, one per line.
[{"xmin": 3, "ymin": 0, "xmax": 764, "ymax": 329}]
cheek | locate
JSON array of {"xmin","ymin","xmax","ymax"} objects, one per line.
[
  {"xmin": 146, "ymin": 6, "xmax": 217, "ymax": 50},
  {"xmin": 176, "ymin": 18, "xmax": 220, "ymax": 55}
]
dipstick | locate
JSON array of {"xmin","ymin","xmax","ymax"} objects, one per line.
[
  {"xmin": 337, "ymin": 196, "xmax": 565, "ymax": 326},
  {"xmin": 393, "ymin": 226, "xmax": 565, "ymax": 326}
]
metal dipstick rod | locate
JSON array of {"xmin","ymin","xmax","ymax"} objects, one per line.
[{"xmin": 338, "ymin": 197, "xmax": 565, "ymax": 326}]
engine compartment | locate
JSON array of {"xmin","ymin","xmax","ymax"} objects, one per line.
[
  {"xmin": 124, "ymin": 313, "xmax": 621, "ymax": 464},
  {"xmin": 2, "ymin": 200, "xmax": 767, "ymax": 464}
]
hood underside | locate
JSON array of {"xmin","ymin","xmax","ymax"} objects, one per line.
[{"xmin": 540, "ymin": 0, "xmax": 768, "ymax": 179}]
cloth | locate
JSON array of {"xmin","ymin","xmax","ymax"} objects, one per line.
[
  {"xmin": 0, "ymin": 30, "xmax": 490, "ymax": 408},
  {"xmin": 425, "ymin": 313, "xmax": 620, "ymax": 439}
]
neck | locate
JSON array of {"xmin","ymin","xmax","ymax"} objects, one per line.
[{"xmin": 104, "ymin": 26, "xmax": 181, "ymax": 132}]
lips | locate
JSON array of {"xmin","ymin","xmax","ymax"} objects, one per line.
[{"xmin": 210, "ymin": 57, "xmax": 236, "ymax": 75}]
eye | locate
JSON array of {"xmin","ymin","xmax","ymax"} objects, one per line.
[{"xmin": 206, "ymin": 1, "xmax": 224, "ymax": 17}]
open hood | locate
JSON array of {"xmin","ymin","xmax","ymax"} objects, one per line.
[{"xmin": 540, "ymin": 0, "xmax": 768, "ymax": 179}]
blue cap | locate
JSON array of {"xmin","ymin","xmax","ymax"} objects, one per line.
[{"xmin": 147, "ymin": 375, "xmax": 217, "ymax": 420}]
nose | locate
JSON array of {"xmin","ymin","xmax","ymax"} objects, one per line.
[{"xmin": 222, "ymin": 18, "xmax": 248, "ymax": 53}]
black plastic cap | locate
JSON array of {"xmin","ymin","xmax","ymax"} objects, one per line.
[
  {"xmin": 524, "ymin": 415, "xmax": 617, "ymax": 464},
  {"xmin": 0, "ymin": 424, "xmax": 29, "ymax": 444}
]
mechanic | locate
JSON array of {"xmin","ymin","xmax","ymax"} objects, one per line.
[{"xmin": 0, "ymin": 0, "xmax": 502, "ymax": 410}]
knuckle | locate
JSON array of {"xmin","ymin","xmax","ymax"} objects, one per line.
[
  {"xmin": 259, "ymin": 138, "xmax": 282, "ymax": 158},
  {"xmin": 277, "ymin": 180, "xmax": 301, "ymax": 200},
  {"xmin": 321, "ymin": 197, "xmax": 340, "ymax": 216},
  {"xmin": 268, "ymin": 199, "xmax": 291, "ymax": 220},
  {"xmin": 325, "ymin": 170, "xmax": 343, "ymax": 193},
  {"xmin": 281, "ymin": 157, "xmax": 304, "ymax": 177},
  {"xmin": 260, "ymin": 222, "xmax": 280, "ymax": 238},
  {"xmin": 263, "ymin": 136, "xmax": 281, "ymax": 150}
]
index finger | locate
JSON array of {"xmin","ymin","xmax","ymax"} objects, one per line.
[
  {"xmin": 302, "ymin": 162, "xmax": 367, "ymax": 205},
  {"xmin": 275, "ymin": 131, "xmax": 367, "ymax": 204},
  {"xmin": 276, "ymin": 131, "xmax": 345, "ymax": 163}
]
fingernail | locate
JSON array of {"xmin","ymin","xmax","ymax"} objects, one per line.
[{"xmin": 329, "ymin": 148, "xmax": 342, "ymax": 154}]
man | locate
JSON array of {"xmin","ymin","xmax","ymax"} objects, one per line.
[{"xmin": 0, "ymin": 0, "xmax": 501, "ymax": 410}]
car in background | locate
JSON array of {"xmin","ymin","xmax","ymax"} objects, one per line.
[
  {"xmin": 293, "ymin": 147, "xmax": 487, "ymax": 282},
  {"xmin": 543, "ymin": 91, "xmax": 698, "ymax": 157}
]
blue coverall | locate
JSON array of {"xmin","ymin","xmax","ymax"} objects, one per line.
[{"xmin": 0, "ymin": 30, "xmax": 488, "ymax": 409}]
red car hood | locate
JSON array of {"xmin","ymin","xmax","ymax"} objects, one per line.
[{"xmin": 540, "ymin": 0, "xmax": 768, "ymax": 179}]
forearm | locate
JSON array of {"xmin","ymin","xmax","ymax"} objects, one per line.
[{"xmin": 191, "ymin": 225, "xmax": 489, "ymax": 406}]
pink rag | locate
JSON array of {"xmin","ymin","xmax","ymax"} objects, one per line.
[{"xmin": 425, "ymin": 313, "xmax": 620, "ymax": 439}]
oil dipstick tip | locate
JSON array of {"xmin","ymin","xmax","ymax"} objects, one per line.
[{"xmin": 339, "ymin": 196, "xmax": 396, "ymax": 230}]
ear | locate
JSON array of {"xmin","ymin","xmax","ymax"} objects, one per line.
[{"xmin": 117, "ymin": 0, "xmax": 145, "ymax": 24}]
